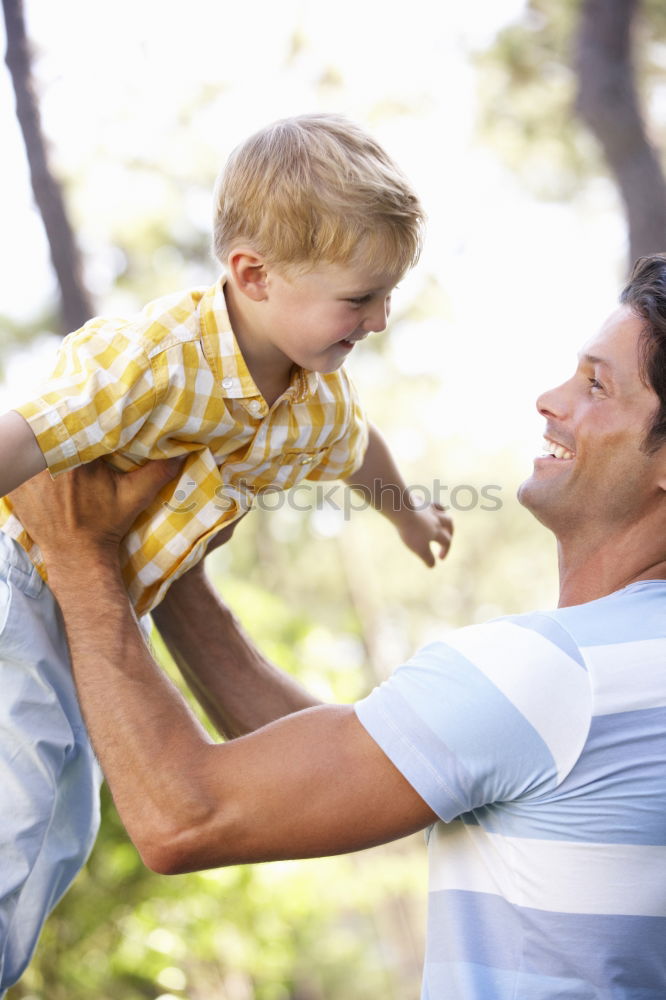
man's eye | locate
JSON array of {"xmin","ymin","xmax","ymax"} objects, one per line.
[{"xmin": 588, "ymin": 378, "xmax": 604, "ymax": 391}]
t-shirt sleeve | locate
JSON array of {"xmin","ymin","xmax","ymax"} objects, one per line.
[
  {"xmin": 304, "ymin": 369, "xmax": 369, "ymax": 482},
  {"xmin": 354, "ymin": 617, "xmax": 592, "ymax": 822},
  {"xmin": 14, "ymin": 319, "xmax": 159, "ymax": 475}
]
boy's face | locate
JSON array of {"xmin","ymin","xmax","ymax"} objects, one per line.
[{"xmin": 260, "ymin": 260, "xmax": 402, "ymax": 374}]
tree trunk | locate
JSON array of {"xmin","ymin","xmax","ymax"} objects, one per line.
[
  {"xmin": 575, "ymin": 0, "xmax": 666, "ymax": 270},
  {"xmin": 2, "ymin": 0, "xmax": 93, "ymax": 332}
]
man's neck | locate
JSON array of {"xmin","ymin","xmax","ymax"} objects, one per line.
[{"xmin": 556, "ymin": 525, "xmax": 666, "ymax": 607}]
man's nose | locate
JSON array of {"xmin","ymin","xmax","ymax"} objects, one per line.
[{"xmin": 537, "ymin": 378, "xmax": 572, "ymax": 418}]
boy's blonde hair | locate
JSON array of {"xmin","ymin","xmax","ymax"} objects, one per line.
[{"xmin": 213, "ymin": 114, "xmax": 424, "ymax": 276}]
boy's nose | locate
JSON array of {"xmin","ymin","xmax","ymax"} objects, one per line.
[{"xmin": 363, "ymin": 297, "xmax": 391, "ymax": 334}]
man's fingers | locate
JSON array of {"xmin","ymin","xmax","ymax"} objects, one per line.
[
  {"xmin": 122, "ymin": 457, "xmax": 185, "ymax": 510},
  {"xmin": 8, "ymin": 457, "xmax": 188, "ymax": 566}
]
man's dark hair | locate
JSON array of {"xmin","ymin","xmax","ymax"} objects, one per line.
[{"xmin": 620, "ymin": 254, "xmax": 666, "ymax": 453}]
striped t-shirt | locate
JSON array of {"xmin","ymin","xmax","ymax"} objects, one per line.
[{"xmin": 355, "ymin": 580, "xmax": 666, "ymax": 999}]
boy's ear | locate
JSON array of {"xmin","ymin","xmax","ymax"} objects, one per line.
[{"xmin": 227, "ymin": 250, "xmax": 268, "ymax": 302}]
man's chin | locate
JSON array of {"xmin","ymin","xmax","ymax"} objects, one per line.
[
  {"xmin": 517, "ymin": 476, "xmax": 548, "ymax": 520},
  {"xmin": 516, "ymin": 476, "xmax": 534, "ymax": 511}
]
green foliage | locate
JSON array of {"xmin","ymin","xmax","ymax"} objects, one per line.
[
  {"xmin": 2, "ymin": 17, "xmax": 561, "ymax": 994},
  {"xmin": 0, "ymin": 309, "xmax": 62, "ymax": 374},
  {"xmin": 475, "ymin": 0, "xmax": 596, "ymax": 199},
  {"xmin": 6, "ymin": 570, "xmax": 430, "ymax": 1000},
  {"xmin": 3, "ymin": 431, "xmax": 551, "ymax": 999},
  {"xmin": 3, "ymin": 248, "xmax": 555, "ymax": 1000},
  {"xmin": 7, "ymin": 787, "xmax": 425, "ymax": 999},
  {"xmin": 475, "ymin": 0, "xmax": 666, "ymax": 200}
]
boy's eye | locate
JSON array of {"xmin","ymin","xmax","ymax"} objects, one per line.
[{"xmin": 347, "ymin": 295, "xmax": 371, "ymax": 306}]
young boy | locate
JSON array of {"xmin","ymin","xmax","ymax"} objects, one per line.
[{"xmin": 0, "ymin": 114, "xmax": 451, "ymax": 991}]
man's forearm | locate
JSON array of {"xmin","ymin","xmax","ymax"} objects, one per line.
[
  {"xmin": 46, "ymin": 550, "xmax": 222, "ymax": 867},
  {"xmin": 9, "ymin": 461, "xmax": 439, "ymax": 874},
  {"xmin": 152, "ymin": 567, "xmax": 319, "ymax": 739},
  {"xmin": 48, "ymin": 550, "xmax": 433, "ymax": 876}
]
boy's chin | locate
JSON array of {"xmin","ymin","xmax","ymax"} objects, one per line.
[{"xmin": 308, "ymin": 357, "xmax": 346, "ymax": 376}]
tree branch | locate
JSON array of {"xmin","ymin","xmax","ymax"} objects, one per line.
[
  {"xmin": 2, "ymin": 0, "xmax": 93, "ymax": 331},
  {"xmin": 575, "ymin": 0, "xmax": 666, "ymax": 267}
]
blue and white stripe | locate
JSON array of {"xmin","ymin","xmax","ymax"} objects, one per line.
[{"xmin": 355, "ymin": 581, "xmax": 666, "ymax": 999}]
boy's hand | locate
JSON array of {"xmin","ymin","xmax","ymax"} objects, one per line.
[
  {"xmin": 396, "ymin": 502, "xmax": 453, "ymax": 568},
  {"xmin": 9, "ymin": 458, "xmax": 183, "ymax": 563}
]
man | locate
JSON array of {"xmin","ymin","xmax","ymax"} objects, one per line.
[{"xmin": 9, "ymin": 255, "xmax": 666, "ymax": 999}]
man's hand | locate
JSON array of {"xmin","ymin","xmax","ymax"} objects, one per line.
[
  {"xmin": 396, "ymin": 502, "xmax": 453, "ymax": 568},
  {"xmin": 9, "ymin": 458, "xmax": 183, "ymax": 562}
]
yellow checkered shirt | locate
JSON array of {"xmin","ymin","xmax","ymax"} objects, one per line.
[{"xmin": 1, "ymin": 279, "xmax": 368, "ymax": 614}]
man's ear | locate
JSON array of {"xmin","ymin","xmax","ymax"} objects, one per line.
[
  {"xmin": 656, "ymin": 440, "xmax": 666, "ymax": 493},
  {"xmin": 227, "ymin": 249, "xmax": 269, "ymax": 302}
]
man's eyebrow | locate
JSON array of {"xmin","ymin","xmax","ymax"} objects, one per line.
[
  {"xmin": 579, "ymin": 352, "xmax": 612, "ymax": 370},
  {"xmin": 578, "ymin": 352, "xmax": 626, "ymax": 386}
]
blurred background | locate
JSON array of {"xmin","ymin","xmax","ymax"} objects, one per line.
[{"xmin": 3, "ymin": 0, "xmax": 666, "ymax": 996}]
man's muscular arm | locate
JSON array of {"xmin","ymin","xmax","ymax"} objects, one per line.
[{"xmin": 10, "ymin": 463, "xmax": 436, "ymax": 876}]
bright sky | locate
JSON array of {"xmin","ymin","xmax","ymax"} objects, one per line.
[{"xmin": 0, "ymin": 0, "xmax": 627, "ymax": 465}]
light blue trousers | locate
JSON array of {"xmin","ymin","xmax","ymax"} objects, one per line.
[{"xmin": 0, "ymin": 533, "xmax": 102, "ymax": 994}]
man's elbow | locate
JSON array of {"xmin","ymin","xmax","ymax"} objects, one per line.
[
  {"xmin": 137, "ymin": 834, "xmax": 195, "ymax": 876},
  {"xmin": 132, "ymin": 803, "xmax": 243, "ymax": 876}
]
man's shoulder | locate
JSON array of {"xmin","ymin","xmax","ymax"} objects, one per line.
[
  {"xmin": 539, "ymin": 580, "xmax": 666, "ymax": 648},
  {"xmin": 357, "ymin": 613, "xmax": 593, "ymax": 808},
  {"xmin": 421, "ymin": 612, "xmax": 588, "ymax": 688},
  {"xmin": 412, "ymin": 583, "xmax": 665, "ymax": 681}
]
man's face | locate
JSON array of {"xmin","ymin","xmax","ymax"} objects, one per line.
[
  {"xmin": 518, "ymin": 305, "xmax": 665, "ymax": 537},
  {"xmin": 260, "ymin": 259, "xmax": 402, "ymax": 374}
]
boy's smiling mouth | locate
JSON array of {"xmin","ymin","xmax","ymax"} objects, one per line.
[{"xmin": 339, "ymin": 333, "xmax": 369, "ymax": 349}]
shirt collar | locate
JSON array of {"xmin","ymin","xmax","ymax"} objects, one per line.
[
  {"xmin": 199, "ymin": 275, "xmax": 321, "ymax": 403},
  {"xmin": 290, "ymin": 366, "xmax": 320, "ymax": 403},
  {"xmin": 199, "ymin": 277, "xmax": 259, "ymax": 399}
]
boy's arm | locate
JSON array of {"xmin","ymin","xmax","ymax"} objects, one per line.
[
  {"xmin": 344, "ymin": 422, "xmax": 453, "ymax": 567},
  {"xmin": 153, "ymin": 564, "xmax": 319, "ymax": 739},
  {"xmin": 0, "ymin": 410, "xmax": 46, "ymax": 497}
]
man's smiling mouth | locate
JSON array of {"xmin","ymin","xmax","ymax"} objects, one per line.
[{"xmin": 542, "ymin": 436, "xmax": 575, "ymax": 460}]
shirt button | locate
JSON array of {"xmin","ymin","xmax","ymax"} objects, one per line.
[
  {"xmin": 222, "ymin": 377, "xmax": 233, "ymax": 389},
  {"xmin": 299, "ymin": 454, "xmax": 314, "ymax": 465},
  {"xmin": 249, "ymin": 400, "xmax": 262, "ymax": 413}
]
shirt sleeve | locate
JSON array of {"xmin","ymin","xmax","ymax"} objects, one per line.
[
  {"xmin": 14, "ymin": 318, "xmax": 159, "ymax": 475},
  {"xmin": 304, "ymin": 369, "xmax": 369, "ymax": 482},
  {"xmin": 354, "ymin": 617, "xmax": 592, "ymax": 822}
]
